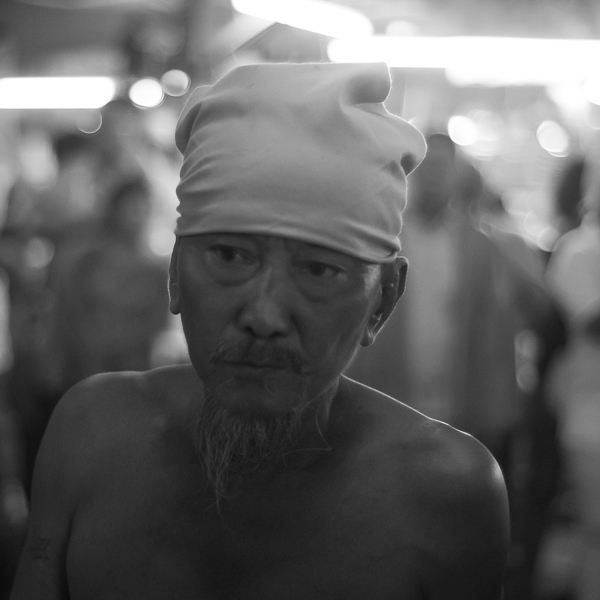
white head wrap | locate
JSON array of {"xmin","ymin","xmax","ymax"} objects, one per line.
[{"xmin": 175, "ymin": 62, "xmax": 426, "ymax": 262}]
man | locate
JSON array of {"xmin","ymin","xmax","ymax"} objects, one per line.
[{"xmin": 11, "ymin": 63, "xmax": 509, "ymax": 600}]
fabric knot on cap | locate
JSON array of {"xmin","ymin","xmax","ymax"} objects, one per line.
[{"xmin": 175, "ymin": 62, "xmax": 426, "ymax": 263}]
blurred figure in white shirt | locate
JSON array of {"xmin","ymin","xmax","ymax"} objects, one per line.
[{"xmin": 545, "ymin": 149, "xmax": 600, "ymax": 600}]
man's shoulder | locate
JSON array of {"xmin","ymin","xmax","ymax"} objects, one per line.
[
  {"xmin": 46, "ymin": 365, "xmax": 202, "ymax": 458},
  {"xmin": 340, "ymin": 377, "xmax": 509, "ymax": 594},
  {"xmin": 59, "ymin": 363, "xmax": 199, "ymax": 410},
  {"xmin": 410, "ymin": 416, "xmax": 506, "ymax": 507},
  {"xmin": 341, "ymin": 376, "xmax": 506, "ymax": 502}
]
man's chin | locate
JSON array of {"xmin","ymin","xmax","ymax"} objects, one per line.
[{"xmin": 195, "ymin": 389, "xmax": 309, "ymax": 503}]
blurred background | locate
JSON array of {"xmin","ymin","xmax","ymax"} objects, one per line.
[{"xmin": 1, "ymin": 0, "xmax": 600, "ymax": 598}]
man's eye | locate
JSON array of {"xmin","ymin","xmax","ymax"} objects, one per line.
[
  {"xmin": 203, "ymin": 244, "xmax": 257, "ymax": 285},
  {"xmin": 209, "ymin": 245, "xmax": 249, "ymax": 264},
  {"xmin": 303, "ymin": 262, "xmax": 342, "ymax": 278}
]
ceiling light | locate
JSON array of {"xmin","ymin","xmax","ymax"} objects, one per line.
[
  {"xmin": 232, "ymin": 0, "xmax": 373, "ymax": 39},
  {"xmin": 328, "ymin": 36, "xmax": 600, "ymax": 86},
  {"xmin": 329, "ymin": 35, "xmax": 447, "ymax": 68},
  {"xmin": 0, "ymin": 77, "xmax": 116, "ymax": 110}
]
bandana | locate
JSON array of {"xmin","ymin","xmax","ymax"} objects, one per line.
[{"xmin": 175, "ymin": 62, "xmax": 426, "ymax": 262}]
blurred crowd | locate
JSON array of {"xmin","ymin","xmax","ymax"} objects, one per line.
[
  {"xmin": 0, "ymin": 98, "xmax": 598, "ymax": 600},
  {"xmin": 0, "ymin": 99, "xmax": 189, "ymax": 596},
  {"xmin": 346, "ymin": 132, "xmax": 600, "ymax": 600}
]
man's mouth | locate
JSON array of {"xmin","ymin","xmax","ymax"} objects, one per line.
[
  {"xmin": 209, "ymin": 341, "xmax": 308, "ymax": 376},
  {"xmin": 222, "ymin": 359, "xmax": 286, "ymax": 370}
]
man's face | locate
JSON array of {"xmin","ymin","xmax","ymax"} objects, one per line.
[{"xmin": 170, "ymin": 233, "xmax": 394, "ymax": 417}]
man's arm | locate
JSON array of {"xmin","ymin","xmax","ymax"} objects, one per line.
[
  {"xmin": 415, "ymin": 427, "xmax": 510, "ymax": 600},
  {"xmin": 10, "ymin": 380, "xmax": 95, "ymax": 599}
]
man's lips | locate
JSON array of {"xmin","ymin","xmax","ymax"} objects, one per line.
[
  {"xmin": 219, "ymin": 359, "xmax": 287, "ymax": 370},
  {"xmin": 209, "ymin": 342, "xmax": 308, "ymax": 376}
]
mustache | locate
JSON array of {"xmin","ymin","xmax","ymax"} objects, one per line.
[{"xmin": 209, "ymin": 339, "xmax": 308, "ymax": 376}]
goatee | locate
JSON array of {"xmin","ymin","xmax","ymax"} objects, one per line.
[{"xmin": 194, "ymin": 391, "xmax": 307, "ymax": 504}]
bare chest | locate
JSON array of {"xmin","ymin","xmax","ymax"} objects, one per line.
[{"xmin": 66, "ymin": 456, "xmax": 424, "ymax": 600}]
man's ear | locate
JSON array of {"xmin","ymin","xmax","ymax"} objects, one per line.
[
  {"xmin": 361, "ymin": 256, "xmax": 407, "ymax": 347},
  {"xmin": 168, "ymin": 236, "xmax": 182, "ymax": 315}
]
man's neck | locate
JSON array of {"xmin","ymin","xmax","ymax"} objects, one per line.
[{"xmin": 276, "ymin": 379, "xmax": 339, "ymax": 469}]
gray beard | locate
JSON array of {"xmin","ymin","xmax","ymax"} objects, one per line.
[{"xmin": 194, "ymin": 391, "xmax": 307, "ymax": 504}]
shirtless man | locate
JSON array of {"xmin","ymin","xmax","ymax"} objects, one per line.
[{"xmin": 10, "ymin": 62, "xmax": 509, "ymax": 600}]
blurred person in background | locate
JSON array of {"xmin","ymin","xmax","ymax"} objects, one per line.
[
  {"xmin": 41, "ymin": 174, "xmax": 170, "ymax": 419},
  {"xmin": 10, "ymin": 63, "xmax": 509, "ymax": 600},
  {"xmin": 35, "ymin": 132, "xmax": 101, "ymax": 247},
  {"xmin": 93, "ymin": 97, "xmax": 181, "ymax": 225},
  {"xmin": 4, "ymin": 105, "xmax": 180, "ymax": 502},
  {"xmin": 34, "ymin": 163, "xmax": 170, "ymax": 389},
  {"xmin": 347, "ymin": 133, "xmax": 527, "ymax": 457},
  {"xmin": 13, "ymin": 175, "xmax": 170, "ymax": 498},
  {"xmin": 0, "ymin": 166, "xmax": 49, "ymax": 597},
  {"xmin": 346, "ymin": 133, "xmax": 562, "ymax": 599},
  {"xmin": 0, "ymin": 269, "xmax": 28, "ymax": 600},
  {"xmin": 552, "ymin": 156, "xmax": 586, "ymax": 247},
  {"xmin": 94, "ymin": 98, "xmax": 149, "ymax": 193},
  {"xmin": 457, "ymin": 159, "xmax": 567, "ymax": 599},
  {"xmin": 0, "ymin": 106, "xmax": 175, "ymax": 592},
  {"xmin": 0, "ymin": 130, "xmax": 102, "ymax": 501},
  {"xmin": 544, "ymin": 149, "xmax": 600, "ymax": 600}
]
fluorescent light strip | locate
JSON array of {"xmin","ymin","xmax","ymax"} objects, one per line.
[
  {"xmin": 328, "ymin": 36, "xmax": 600, "ymax": 85},
  {"xmin": 0, "ymin": 77, "xmax": 117, "ymax": 109},
  {"xmin": 231, "ymin": 0, "xmax": 373, "ymax": 39}
]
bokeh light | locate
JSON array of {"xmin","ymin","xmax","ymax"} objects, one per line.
[
  {"xmin": 160, "ymin": 70, "xmax": 191, "ymax": 97},
  {"xmin": 448, "ymin": 115, "xmax": 478, "ymax": 146},
  {"xmin": 536, "ymin": 120, "xmax": 569, "ymax": 157},
  {"xmin": 76, "ymin": 110, "xmax": 103, "ymax": 134},
  {"xmin": 128, "ymin": 78, "xmax": 165, "ymax": 109}
]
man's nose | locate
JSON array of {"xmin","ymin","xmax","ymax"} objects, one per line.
[{"xmin": 237, "ymin": 266, "xmax": 293, "ymax": 339}]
